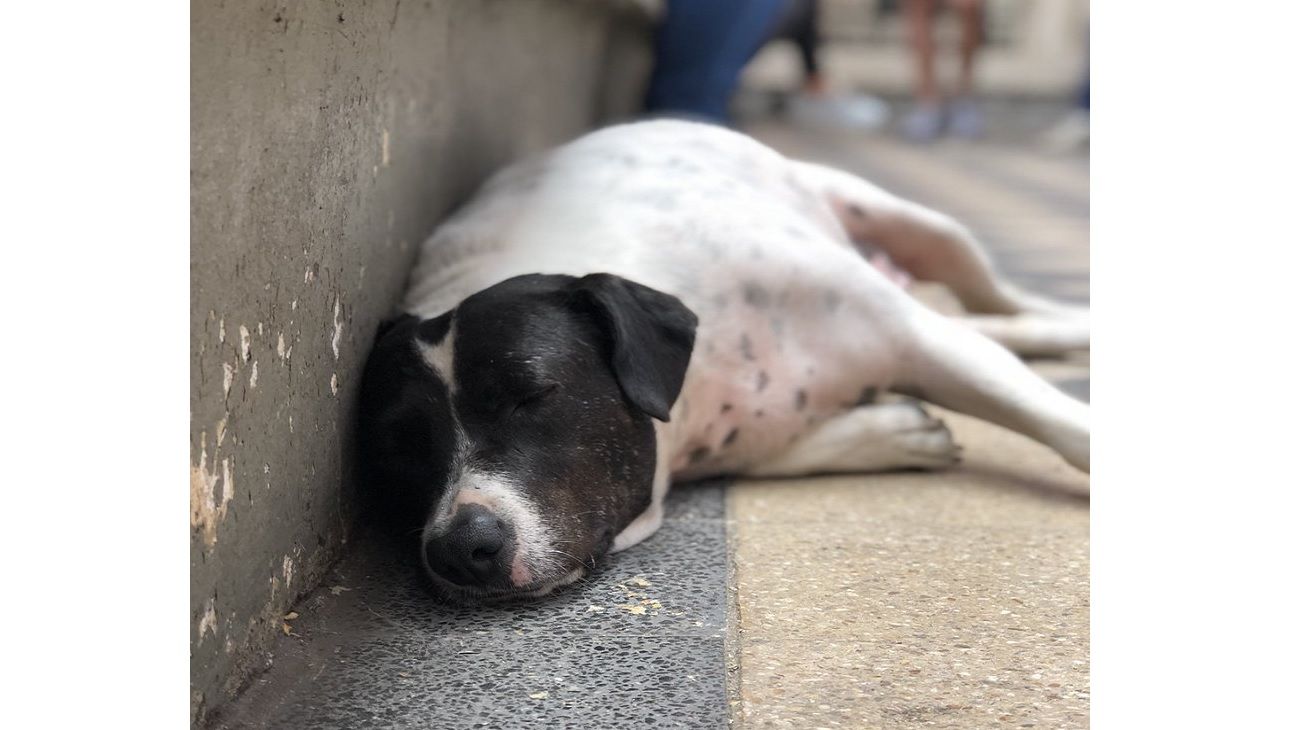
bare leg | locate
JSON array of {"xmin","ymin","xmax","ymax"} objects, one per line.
[
  {"xmin": 904, "ymin": 0, "xmax": 940, "ymax": 104},
  {"xmin": 747, "ymin": 401, "xmax": 960, "ymax": 478},
  {"xmin": 902, "ymin": 0, "xmax": 945, "ymax": 141},
  {"xmin": 951, "ymin": 0, "xmax": 984, "ymax": 98}
]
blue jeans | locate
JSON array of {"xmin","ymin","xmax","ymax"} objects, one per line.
[{"xmin": 644, "ymin": 0, "xmax": 788, "ymax": 124}]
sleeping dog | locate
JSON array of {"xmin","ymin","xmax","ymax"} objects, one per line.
[{"xmin": 359, "ymin": 120, "xmax": 1089, "ymax": 603}]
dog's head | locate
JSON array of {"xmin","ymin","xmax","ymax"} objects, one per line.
[{"xmin": 358, "ymin": 273, "xmax": 697, "ymax": 602}]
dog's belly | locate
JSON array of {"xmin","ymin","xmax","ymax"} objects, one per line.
[{"xmin": 666, "ymin": 289, "xmax": 903, "ymax": 480}]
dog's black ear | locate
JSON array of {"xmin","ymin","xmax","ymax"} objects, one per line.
[{"xmin": 568, "ymin": 273, "xmax": 698, "ymax": 421}]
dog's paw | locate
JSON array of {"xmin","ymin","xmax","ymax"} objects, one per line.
[{"xmin": 857, "ymin": 400, "xmax": 962, "ymax": 470}]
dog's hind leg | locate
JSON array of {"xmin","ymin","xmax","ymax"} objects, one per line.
[
  {"xmin": 746, "ymin": 401, "xmax": 961, "ymax": 478},
  {"xmin": 893, "ymin": 303, "xmax": 1089, "ymax": 472},
  {"xmin": 790, "ymin": 160, "xmax": 1085, "ymax": 321},
  {"xmin": 959, "ymin": 313, "xmax": 1091, "ymax": 359}
]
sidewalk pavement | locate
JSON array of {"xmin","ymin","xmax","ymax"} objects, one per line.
[{"xmin": 728, "ymin": 124, "xmax": 1090, "ymax": 729}]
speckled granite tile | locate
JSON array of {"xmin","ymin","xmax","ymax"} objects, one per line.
[
  {"xmin": 212, "ymin": 484, "xmax": 729, "ymax": 728},
  {"xmin": 223, "ymin": 635, "xmax": 725, "ymax": 730},
  {"xmin": 664, "ymin": 478, "xmax": 727, "ymax": 521}
]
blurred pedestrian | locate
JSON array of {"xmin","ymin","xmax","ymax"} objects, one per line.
[
  {"xmin": 644, "ymin": 0, "xmax": 787, "ymax": 124},
  {"xmin": 901, "ymin": 0, "xmax": 986, "ymax": 141},
  {"xmin": 777, "ymin": 0, "xmax": 890, "ymax": 131}
]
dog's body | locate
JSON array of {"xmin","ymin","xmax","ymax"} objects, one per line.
[{"xmin": 363, "ymin": 120, "xmax": 1088, "ymax": 602}]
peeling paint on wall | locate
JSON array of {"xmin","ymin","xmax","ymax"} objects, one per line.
[
  {"xmin": 190, "ymin": 435, "xmax": 233, "ymax": 548},
  {"xmin": 331, "ymin": 297, "xmax": 343, "ymax": 360},
  {"xmin": 198, "ymin": 599, "xmax": 217, "ymax": 644}
]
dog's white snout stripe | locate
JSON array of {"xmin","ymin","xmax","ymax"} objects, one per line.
[{"xmin": 429, "ymin": 471, "xmax": 555, "ymax": 588}]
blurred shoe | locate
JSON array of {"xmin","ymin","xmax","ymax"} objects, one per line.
[
  {"xmin": 901, "ymin": 102, "xmax": 944, "ymax": 142},
  {"xmin": 789, "ymin": 92, "xmax": 890, "ymax": 132},
  {"xmin": 1040, "ymin": 109, "xmax": 1090, "ymax": 152},
  {"xmin": 948, "ymin": 96, "xmax": 985, "ymax": 139}
]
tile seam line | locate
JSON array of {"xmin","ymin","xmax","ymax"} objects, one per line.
[{"xmin": 723, "ymin": 492, "xmax": 747, "ymax": 729}]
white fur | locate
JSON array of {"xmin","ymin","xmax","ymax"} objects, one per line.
[{"xmin": 417, "ymin": 317, "xmax": 458, "ymax": 395}]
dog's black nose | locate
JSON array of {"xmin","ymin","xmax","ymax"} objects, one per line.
[{"xmin": 424, "ymin": 504, "xmax": 511, "ymax": 587}]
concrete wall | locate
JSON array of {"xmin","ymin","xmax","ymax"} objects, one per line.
[{"xmin": 190, "ymin": 1, "xmax": 653, "ymax": 723}]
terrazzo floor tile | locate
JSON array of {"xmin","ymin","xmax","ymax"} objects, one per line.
[{"xmin": 213, "ymin": 481, "xmax": 730, "ymax": 729}]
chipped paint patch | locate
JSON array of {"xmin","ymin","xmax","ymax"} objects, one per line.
[
  {"xmin": 222, "ymin": 362, "xmax": 234, "ymax": 396},
  {"xmin": 249, "ymin": 361, "xmax": 259, "ymax": 389},
  {"xmin": 276, "ymin": 333, "xmax": 286, "ymax": 359},
  {"xmin": 219, "ymin": 318, "xmax": 226, "ymax": 344},
  {"xmin": 330, "ymin": 373, "xmax": 339, "ymax": 396},
  {"xmin": 282, "ymin": 555, "xmax": 295, "ymax": 586},
  {"xmin": 190, "ymin": 436, "xmax": 233, "ymax": 548},
  {"xmin": 331, "ymin": 297, "xmax": 343, "ymax": 360},
  {"xmin": 221, "ymin": 458, "xmax": 234, "ymax": 515},
  {"xmin": 304, "ymin": 268, "xmax": 316, "ymax": 283},
  {"xmin": 198, "ymin": 599, "xmax": 217, "ymax": 644},
  {"xmin": 239, "ymin": 325, "xmax": 251, "ymax": 361}
]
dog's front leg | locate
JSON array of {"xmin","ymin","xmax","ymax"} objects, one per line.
[{"xmin": 745, "ymin": 401, "xmax": 961, "ymax": 478}]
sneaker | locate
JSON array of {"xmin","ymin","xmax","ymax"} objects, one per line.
[
  {"xmin": 948, "ymin": 96, "xmax": 985, "ymax": 139},
  {"xmin": 901, "ymin": 102, "xmax": 944, "ymax": 142},
  {"xmin": 789, "ymin": 92, "xmax": 890, "ymax": 132}
]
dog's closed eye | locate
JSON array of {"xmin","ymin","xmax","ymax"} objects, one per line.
[{"xmin": 509, "ymin": 383, "xmax": 559, "ymax": 418}]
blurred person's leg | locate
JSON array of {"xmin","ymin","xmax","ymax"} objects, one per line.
[
  {"xmin": 947, "ymin": 0, "xmax": 985, "ymax": 138},
  {"xmin": 786, "ymin": 0, "xmax": 826, "ymax": 94},
  {"xmin": 902, "ymin": 0, "xmax": 944, "ymax": 141},
  {"xmin": 644, "ymin": 0, "xmax": 787, "ymax": 124},
  {"xmin": 783, "ymin": 0, "xmax": 891, "ymax": 131}
]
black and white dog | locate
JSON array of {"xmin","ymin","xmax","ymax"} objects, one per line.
[{"xmin": 360, "ymin": 120, "xmax": 1089, "ymax": 602}]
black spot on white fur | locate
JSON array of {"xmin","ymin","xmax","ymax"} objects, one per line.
[
  {"xmin": 742, "ymin": 282, "xmax": 771, "ymax": 308},
  {"xmin": 823, "ymin": 290, "xmax": 842, "ymax": 313}
]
